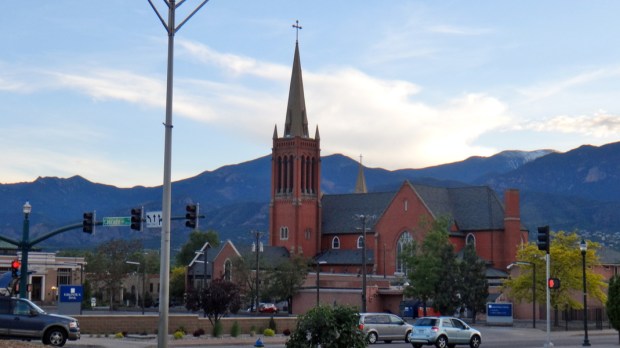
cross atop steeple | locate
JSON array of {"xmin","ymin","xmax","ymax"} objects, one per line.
[{"xmin": 292, "ymin": 20, "xmax": 302, "ymax": 42}]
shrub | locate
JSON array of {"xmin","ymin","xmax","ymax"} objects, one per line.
[
  {"xmin": 173, "ymin": 330, "xmax": 184, "ymax": 340},
  {"xmin": 268, "ymin": 316, "xmax": 277, "ymax": 333},
  {"xmin": 283, "ymin": 328, "xmax": 291, "ymax": 336},
  {"xmin": 193, "ymin": 328, "xmax": 205, "ymax": 337},
  {"xmin": 285, "ymin": 305, "xmax": 367, "ymax": 348},
  {"xmin": 212, "ymin": 320, "xmax": 223, "ymax": 337},
  {"xmin": 249, "ymin": 325, "xmax": 257, "ymax": 337},
  {"xmin": 114, "ymin": 332, "xmax": 124, "ymax": 339},
  {"xmin": 174, "ymin": 326, "xmax": 186, "ymax": 335},
  {"xmin": 231, "ymin": 321, "xmax": 241, "ymax": 337},
  {"xmin": 263, "ymin": 328, "xmax": 275, "ymax": 337}
]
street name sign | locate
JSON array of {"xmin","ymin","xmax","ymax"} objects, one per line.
[{"xmin": 102, "ymin": 217, "xmax": 131, "ymax": 227}]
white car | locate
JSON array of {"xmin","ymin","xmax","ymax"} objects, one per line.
[{"xmin": 408, "ymin": 316, "xmax": 481, "ymax": 348}]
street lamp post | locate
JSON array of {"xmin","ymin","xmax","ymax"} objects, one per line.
[
  {"xmin": 507, "ymin": 261, "xmax": 536, "ymax": 328},
  {"xmin": 251, "ymin": 230, "xmax": 263, "ymax": 313},
  {"xmin": 580, "ymin": 239, "xmax": 591, "ymax": 346},
  {"xmin": 126, "ymin": 261, "xmax": 143, "ymax": 315},
  {"xmin": 356, "ymin": 214, "xmax": 374, "ymax": 313},
  {"xmin": 316, "ymin": 260, "xmax": 327, "ymax": 306},
  {"xmin": 19, "ymin": 201, "xmax": 32, "ymax": 299}
]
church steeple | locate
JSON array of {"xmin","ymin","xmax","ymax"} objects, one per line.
[
  {"xmin": 354, "ymin": 155, "xmax": 368, "ymax": 194},
  {"xmin": 284, "ymin": 41, "xmax": 309, "ymax": 138}
]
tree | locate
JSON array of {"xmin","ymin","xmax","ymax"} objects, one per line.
[
  {"xmin": 85, "ymin": 239, "xmax": 143, "ymax": 309},
  {"xmin": 286, "ymin": 305, "xmax": 367, "ymax": 348},
  {"xmin": 186, "ymin": 279, "xmax": 241, "ymax": 325},
  {"xmin": 606, "ymin": 275, "xmax": 620, "ymax": 344},
  {"xmin": 504, "ymin": 231, "xmax": 607, "ymax": 310},
  {"xmin": 402, "ymin": 217, "xmax": 459, "ymax": 316},
  {"xmin": 170, "ymin": 266, "xmax": 187, "ymax": 301},
  {"xmin": 458, "ymin": 244, "xmax": 488, "ymax": 323},
  {"xmin": 175, "ymin": 229, "xmax": 220, "ymax": 267},
  {"xmin": 264, "ymin": 254, "xmax": 309, "ymax": 313}
]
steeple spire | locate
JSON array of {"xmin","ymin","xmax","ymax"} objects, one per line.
[
  {"xmin": 284, "ymin": 25, "xmax": 309, "ymax": 138},
  {"xmin": 355, "ymin": 154, "xmax": 368, "ymax": 194}
]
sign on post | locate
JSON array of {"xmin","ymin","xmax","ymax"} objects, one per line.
[
  {"xmin": 102, "ymin": 217, "xmax": 131, "ymax": 227},
  {"xmin": 146, "ymin": 211, "xmax": 163, "ymax": 228}
]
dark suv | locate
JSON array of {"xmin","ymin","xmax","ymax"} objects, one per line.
[{"xmin": 0, "ymin": 297, "xmax": 80, "ymax": 347}]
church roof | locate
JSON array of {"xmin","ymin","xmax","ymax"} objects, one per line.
[
  {"xmin": 321, "ymin": 183, "xmax": 507, "ymax": 234},
  {"xmin": 316, "ymin": 249, "xmax": 374, "ymax": 265},
  {"xmin": 238, "ymin": 244, "xmax": 291, "ymax": 268},
  {"xmin": 284, "ymin": 42, "xmax": 309, "ymax": 138}
]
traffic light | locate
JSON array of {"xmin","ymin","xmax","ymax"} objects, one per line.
[
  {"xmin": 537, "ymin": 225, "xmax": 550, "ymax": 252},
  {"xmin": 10, "ymin": 259, "xmax": 20, "ymax": 278},
  {"xmin": 185, "ymin": 204, "xmax": 199, "ymax": 229},
  {"xmin": 548, "ymin": 277, "xmax": 561, "ymax": 289},
  {"xmin": 82, "ymin": 211, "xmax": 95, "ymax": 234},
  {"xmin": 130, "ymin": 208, "xmax": 143, "ymax": 231}
]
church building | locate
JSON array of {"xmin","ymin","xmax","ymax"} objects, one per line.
[{"xmin": 208, "ymin": 38, "xmax": 529, "ymax": 315}]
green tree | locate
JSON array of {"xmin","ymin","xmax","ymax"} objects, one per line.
[
  {"xmin": 606, "ymin": 275, "xmax": 620, "ymax": 344},
  {"xmin": 264, "ymin": 254, "xmax": 309, "ymax": 314},
  {"xmin": 504, "ymin": 231, "xmax": 607, "ymax": 310},
  {"xmin": 403, "ymin": 217, "xmax": 459, "ymax": 315},
  {"xmin": 458, "ymin": 244, "xmax": 488, "ymax": 323},
  {"xmin": 85, "ymin": 239, "xmax": 143, "ymax": 309},
  {"xmin": 175, "ymin": 230, "xmax": 220, "ymax": 266},
  {"xmin": 286, "ymin": 305, "xmax": 367, "ymax": 348},
  {"xmin": 170, "ymin": 266, "xmax": 187, "ymax": 301},
  {"xmin": 186, "ymin": 279, "xmax": 241, "ymax": 325}
]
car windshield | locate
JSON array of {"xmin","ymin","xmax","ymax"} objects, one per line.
[{"xmin": 414, "ymin": 318, "xmax": 437, "ymax": 326}]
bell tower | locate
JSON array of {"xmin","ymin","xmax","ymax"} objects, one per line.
[{"xmin": 269, "ymin": 35, "xmax": 321, "ymax": 256}]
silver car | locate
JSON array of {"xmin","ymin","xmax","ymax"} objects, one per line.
[
  {"xmin": 359, "ymin": 312, "xmax": 413, "ymax": 344},
  {"xmin": 408, "ymin": 316, "xmax": 481, "ymax": 348}
]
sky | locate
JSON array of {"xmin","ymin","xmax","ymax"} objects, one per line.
[{"xmin": 1, "ymin": 1, "xmax": 619, "ymax": 188}]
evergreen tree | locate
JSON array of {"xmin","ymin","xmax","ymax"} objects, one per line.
[
  {"xmin": 459, "ymin": 244, "xmax": 488, "ymax": 323},
  {"xmin": 606, "ymin": 275, "xmax": 620, "ymax": 344}
]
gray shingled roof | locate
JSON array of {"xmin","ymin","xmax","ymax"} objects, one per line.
[
  {"xmin": 316, "ymin": 249, "xmax": 374, "ymax": 265},
  {"xmin": 321, "ymin": 192, "xmax": 396, "ymax": 234},
  {"xmin": 238, "ymin": 245, "xmax": 291, "ymax": 268},
  {"xmin": 321, "ymin": 184, "xmax": 507, "ymax": 234}
]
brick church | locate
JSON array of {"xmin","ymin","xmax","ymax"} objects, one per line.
[{"xmin": 203, "ymin": 39, "xmax": 529, "ymax": 315}]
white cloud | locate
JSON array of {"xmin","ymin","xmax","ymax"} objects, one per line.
[{"xmin": 524, "ymin": 111, "xmax": 620, "ymax": 138}]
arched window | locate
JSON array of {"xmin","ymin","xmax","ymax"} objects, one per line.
[
  {"xmin": 332, "ymin": 237, "xmax": 340, "ymax": 249},
  {"xmin": 280, "ymin": 226, "xmax": 289, "ymax": 240},
  {"xmin": 357, "ymin": 236, "xmax": 364, "ymax": 249},
  {"xmin": 466, "ymin": 233, "xmax": 476, "ymax": 247},
  {"xmin": 396, "ymin": 232, "xmax": 413, "ymax": 274},
  {"xmin": 224, "ymin": 259, "xmax": 232, "ymax": 281}
]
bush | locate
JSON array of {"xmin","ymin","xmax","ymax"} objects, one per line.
[
  {"xmin": 283, "ymin": 328, "xmax": 291, "ymax": 336},
  {"xmin": 249, "ymin": 325, "xmax": 257, "ymax": 337},
  {"xmin": 268, "ymin": 316, "xmax": 277, "ymax": 333},
  {"xmin": 263, "ymin": 328, "xmax": 275, "ymax": 337},
  {"xmin": 114, "ymin": 332, "xmax": 124, "ymax": 339},
  {"xmin": 212, "ymin": 320, "xmax": 223, "ymax": 337},
  {"xmin": 231, "ymin": 321, "xmax": 241, "ymax": 337},
  {"xmin": 173, "ymin": 331, "xmax": 184, "ymax": 340},
  {"xmin": 174, "ymin": 326, "xmax": 186, "ymax": 335},
  {"xmin": 193, "ymin": 328, "xmax": 205, "ymax": 337},
  {"xmin": 285, "ymin": 305, "xmax": 367, "ymax": 348}
]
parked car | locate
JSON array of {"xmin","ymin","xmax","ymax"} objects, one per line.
[
  {"xmin": 0, "ymin": 296, "xmax": 80, "ymax": 347},
  {"xmin": 359, "ymin": 312, "xmax": 413, "ymax": 344},
  {"xmin": 258, "ymin": 303, "xmax": 278, "ymax": 314},
  {"xmin": 408, "ymin": 316, "xmax": 481, "ymax": 348}
]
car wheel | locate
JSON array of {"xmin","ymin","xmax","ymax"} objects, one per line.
[
  {"xmin": 435, "ymin": 335, "xmax": 448, "ymax": 348},
  {"xmin": 367, "ymin": 332, "xmax": 378, "ymax": 344},
  {"xmin": 385, "ymin": 340, "xmax": 392, "ymax": 343},
  {"xmin": 469, "ymin": 335, "xmax": 481, "ymax": 348},
  {"xmin": 405, "ymin": 330, "xmax": 412, "ymax": 343},
  {"xmin": 45, "ymin": 328, "xmax": 67, "ymax": 347}
]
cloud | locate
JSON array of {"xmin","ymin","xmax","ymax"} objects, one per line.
[
  {"xmin": 427, "ymin": 24, "xmax": 492, "ymax": 36},
  {"xmin": 523, "ymin": 111, "xmax": 620, "ymax": 138}
]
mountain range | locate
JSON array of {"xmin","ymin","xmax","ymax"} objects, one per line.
[{"xmin": 1, "ymin": 141, "xmax": 619, "ymax": 251}]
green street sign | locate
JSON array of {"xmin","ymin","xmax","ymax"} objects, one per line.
[{"xmin": 102, "ymin": 217, "xmax": 131, "ymax": 227}]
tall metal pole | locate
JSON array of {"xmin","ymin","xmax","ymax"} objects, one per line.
[
  {"xmin": 361, "ymin": 215, "xmax": 367, "ymax": 313},
  {"xmin": 19, "ymin": 202, "xmax": 32, "ymax": 299},
  {"xmin": 581, "ymin": 239, "xmax": 591, "ymax": 346},
  {"xmin": 545, "ymin": 253, "xmax": 551, "ymax": 348},
  {"xmin": 532, "ymin": 263, "xmax": 536, "ymax": 329},
  {"xmin": 146, "ymin": 1, "xmax": 211, "ymax": 346}
]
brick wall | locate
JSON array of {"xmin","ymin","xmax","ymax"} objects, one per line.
[{"xmin": 75, "ymin": 315, "xmax": 298, "ymax": 335}]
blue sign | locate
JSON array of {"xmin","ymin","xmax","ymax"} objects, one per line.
[
  {"xmin": 59, "ymin": 285, "xmax": 83, "ymax": 303},
  {"xmin": 487, "ymin": 303, "xmax": 512, "ymax": 317}
]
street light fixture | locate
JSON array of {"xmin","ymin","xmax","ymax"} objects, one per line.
[
  {"xmin": 19, "ymin": 201, "xmax": 32, "ymax": 299},
  {"xmin": 126, "ymin": 261, "xmax": 144, "ymax": 315},
  {"xmin": 580, "ymin": 238, "xmax": 591, "ymax": 347},
  {"xmin": 316, "ymin": 260, "xmax": 327, "ymax": 306},
  {"xmin": 507, "ymin": 261, "xmax": 536, "ymax": 328},
  {"xmin": 251, "ymin": 230, "xmax": 264, "ymax": 314}
]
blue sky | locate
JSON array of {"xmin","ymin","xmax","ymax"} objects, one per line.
[{"xmin": 2, "ymin": 1, "xmax": 619, "ymax": 188}]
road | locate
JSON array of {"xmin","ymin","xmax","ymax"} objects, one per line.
[{"xmin": 8, "ymin": 326, "xmax": 620, "ymax": 348}]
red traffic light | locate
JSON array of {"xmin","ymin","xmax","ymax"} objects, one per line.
[
  {"xmin": 11, "ymin": 260, "xmax": 20, "ymax": 270},
  {"xmin": 548, "ymin": 277, "xmax": 561, "ymax": 289}
]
